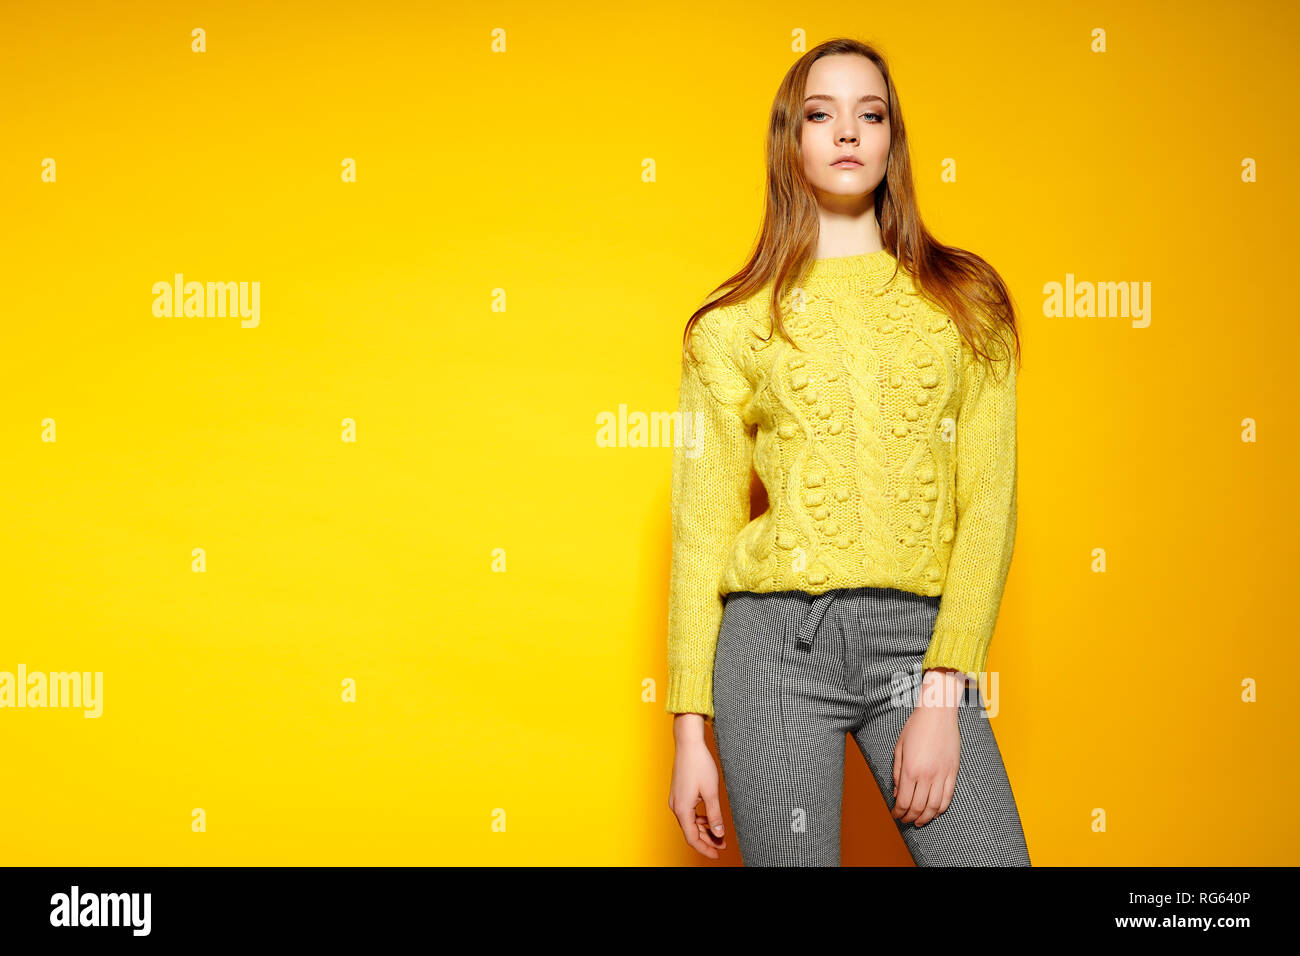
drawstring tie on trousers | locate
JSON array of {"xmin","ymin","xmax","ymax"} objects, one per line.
[{"xmin": 795, "ymin": 590, "xmax": 838, "ymax": 650}]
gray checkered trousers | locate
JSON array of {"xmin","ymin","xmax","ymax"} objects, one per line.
[{"xmin": 711, "ymin": 586, "xmax": 1031, "ymax": 866}]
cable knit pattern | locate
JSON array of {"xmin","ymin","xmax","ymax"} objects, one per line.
[{"xmin": 667, "ymin": 249, "xmax": 1018, "ymax": 718}]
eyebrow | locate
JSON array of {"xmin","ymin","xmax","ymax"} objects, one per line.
[{"xmin": 804, "ymin": 94, "xmax": 887, "ymax": 106}]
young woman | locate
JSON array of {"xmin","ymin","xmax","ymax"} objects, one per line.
[{"xmin": 666, "ymin": 38, "xmax": 1030, "ymax": 866}]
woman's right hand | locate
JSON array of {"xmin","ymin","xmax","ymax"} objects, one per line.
[{"xmin": 668, "ymin": 713, "xmax": 727, "ymax": 858}]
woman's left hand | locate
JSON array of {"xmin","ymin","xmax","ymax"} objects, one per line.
[{"xmin": 891, "ymin": 668, "xmax": 964, "ymax": 827}]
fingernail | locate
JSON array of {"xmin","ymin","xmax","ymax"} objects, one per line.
[{"xmin": 712, "ymin": 824, "xmax": 725, "ymax": 836}]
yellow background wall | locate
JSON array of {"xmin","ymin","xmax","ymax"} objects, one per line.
[{"xmin": 2, "ymin": 0, "xmax": 1296, "ymax": 864}]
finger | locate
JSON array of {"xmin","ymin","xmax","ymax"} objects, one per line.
[
  {"xmin": 898, "ymin": 776, "xmax": 926, "ymax": 824},
  {"xmin": 692, "ymin": 820, "xmax": 720, "ymax": 858},
  {"xmin": 695, "ymin": 809, "xmax": 726, "ymax": 849},
  {"xmin": 939, "ymin": 770, "xmax": 957, "ymax": 815},
  {"xmin": 914, "ymin": 780, "xmax": 944, "ymax": 827},
  {"xmin": 892, "ymin": 741, "xmax": 902, "ymax": 799},
  {"xmin": 696, "ymin": 817, "xmax": 726, "ymax": 846},
  {"xmin": 893, "ymin": 773, "xmax": 918, "ymax": 819},
  {"xmin": 675, "ymin": 793, "xmax": 707, "ymax": 853},
  {"xmin": 694, "ymin": 818, "xmax": 725, "ymax": 854},
  {"xmin": 900, "ymin": 773, "xmax": 935, "ymax": 825},
  {"xmin": 702, "ymin": 786, "xmax": 726, "ymax": 842}
]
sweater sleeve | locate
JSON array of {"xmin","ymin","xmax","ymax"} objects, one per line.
[
  {"xmin": 923, "ymin": 331, "xmax": 1019, "ymax": 686},
  {"xmin": 666, "ymin": 309, "xmax": 756, "ymax": 719}
]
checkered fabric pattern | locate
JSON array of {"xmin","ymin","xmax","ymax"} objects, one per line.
[{"xmin": 711, "ymin": 587, "xmax": 1031, "ymax": 866}]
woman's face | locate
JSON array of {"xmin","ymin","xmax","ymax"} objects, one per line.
[{"xmin": 800, "ymin": 54, "xmax": 890, "ymax": 205}]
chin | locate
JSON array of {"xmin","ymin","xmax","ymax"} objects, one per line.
[{"xmin": 814, "ymin": 182, "xmax": 875, "ymax": 198}]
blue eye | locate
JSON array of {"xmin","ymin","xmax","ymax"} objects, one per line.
[{"xmin": 807, "ymin": 110, "xmax": 885, "ymax": 123}]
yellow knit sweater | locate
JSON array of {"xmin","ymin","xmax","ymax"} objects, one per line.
[{"xmin": 667, "ymin": 248, "xmax": 1018, "ymax": 718}]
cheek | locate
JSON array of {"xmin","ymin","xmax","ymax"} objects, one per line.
[
  {"xmin": 803, "ymin": 155, "xmax": 829, "ymax": 187},
  {"xmin": 801, "ymin": 131, "xmax": 827, "ymax": 161},
  {"xmin": 801, "ymin": 145, "xmax": 820, "ymax": 177}
]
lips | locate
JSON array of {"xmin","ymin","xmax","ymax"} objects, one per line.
[{"xmin": 831, "ymin": 158, "xmax": 862, "ymax": 167}]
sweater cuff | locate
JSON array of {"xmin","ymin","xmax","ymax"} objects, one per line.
[
  {"xmin": 665, "ymin": 669, "xmax": 714, "ymax": 720},
  {"xmin": 921, "ymin": 629, "xmax": 989, "ymax": 686}
]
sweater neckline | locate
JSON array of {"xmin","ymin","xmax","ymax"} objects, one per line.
[{"xmin": 804, "ymin": 248, "xmax": 899, "ymax": 284}]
